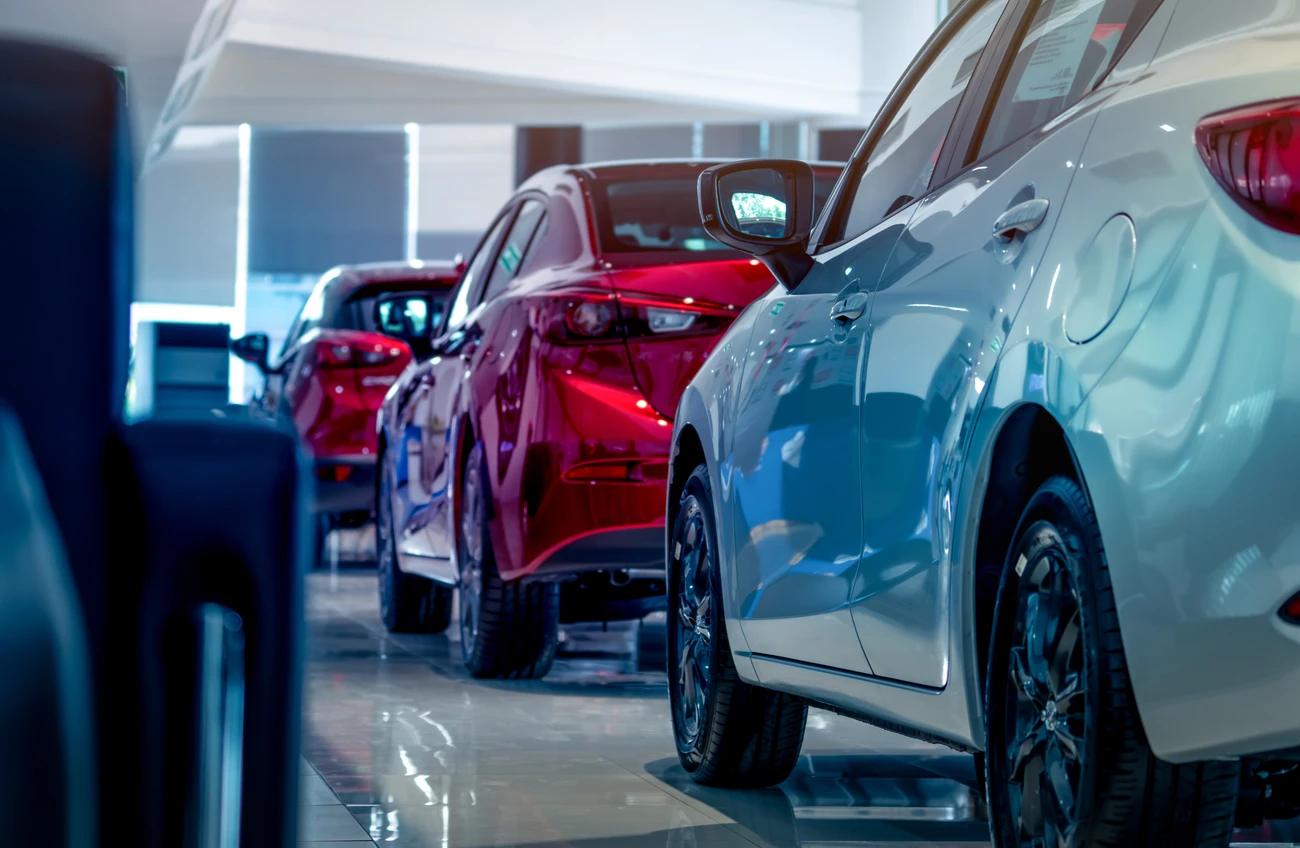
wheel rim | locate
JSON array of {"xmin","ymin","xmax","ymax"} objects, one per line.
[
  {"xmin": 458, "ymin": 456, "xmax": 484, "ymax": 658},
  {"xmin": 1003, "ymin": 538, "xmax": 1088, "ymax": 848},
  {"xmin": 671, "ymin": 503, "xmax": 713, "ymax": 754}
]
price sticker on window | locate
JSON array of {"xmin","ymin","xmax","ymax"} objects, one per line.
[{"xmin": 1013, "ymin": 0, "xmax": 1107, "ymax": 103}]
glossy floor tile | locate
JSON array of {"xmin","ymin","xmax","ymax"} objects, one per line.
[{"xmin": 301, "ymin": 572, "xmax": 1300, "ymax": 847}]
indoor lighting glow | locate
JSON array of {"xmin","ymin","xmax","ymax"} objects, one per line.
[
  {"xmin": 405, "ymin": 123, "xmax": 420, "ymax": 263},
  {"xmin": 232, "ymin": 122, "xmax": 251, "ymax": 404}
]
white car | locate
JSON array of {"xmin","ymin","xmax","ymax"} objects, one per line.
[{"xmin": 665, "ymin": 0, "xmax": 1300, "ymax": 845}]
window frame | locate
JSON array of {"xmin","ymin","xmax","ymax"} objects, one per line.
[
  {"xmin": 480, "ymin": 194, "xmax": 548, "ymax": 305},
  {"xmin": 811, "ymin": 0, "xmax": 1025, "ymax": 253},
  {"xmin": 952, "ymin": 0, "xmax": 1167, "ymax": 170},
  {"xmin": 434, "ymin": 202, "xmax": 520, "ymax": 340}
]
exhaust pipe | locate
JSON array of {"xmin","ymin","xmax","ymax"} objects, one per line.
[{"xmin": 610, "ymin": 570, "xmax": 632, "ymax": 587}]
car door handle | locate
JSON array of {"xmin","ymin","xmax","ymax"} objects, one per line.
[
  {"xmin": 992, "ymin": 198, "xmax": 1050, "ymax": 242},
  {"xmin": 830, "ymin": 292, "xmax": 869, "ymax": 324}
]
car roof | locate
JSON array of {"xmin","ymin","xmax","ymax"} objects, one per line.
[
  {"xmin": 518, "ymin": 159, "xmax": 847, "ymax": 193},
  {"xmin": 320, "ymin": 259, "xmax": 461, "ymax": 297}
]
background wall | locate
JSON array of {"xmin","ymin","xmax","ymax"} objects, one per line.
[{"xmin": 136, "ymin": 126, "xmax": 240, "ymax": 304}]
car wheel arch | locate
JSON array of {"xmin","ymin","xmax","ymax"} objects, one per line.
[{"xmin": 969, "ymin": 402, "xmax": 1085, "ymax": 703}]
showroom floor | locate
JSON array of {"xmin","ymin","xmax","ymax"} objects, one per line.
[{"xmin": 299, "ymin": 570, "xmax": 1299, "ymax": 847}]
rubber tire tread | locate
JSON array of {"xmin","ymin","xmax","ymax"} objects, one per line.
[
  {"xmin": 987, "ymin": 475, "xmax": 1239, "ymax": 848},
  {"xmin": 461, "ymin": 444, "xmax": 559, "ymax": 680},
  {"xmin": 676, "ymin": 464, "xmax": 808, "ymax": 788}
]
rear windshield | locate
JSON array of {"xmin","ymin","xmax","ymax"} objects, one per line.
[
  {"xmin": 594, "ymin": 177, "xmax": 733, "ymax": 254},
  {"xmin": 592, "ymin": 170, "xmax": 842, "ymax": 256},
  {"xmin": 331, "ymin": 283, "xmax": 450, "ymax": 334}
]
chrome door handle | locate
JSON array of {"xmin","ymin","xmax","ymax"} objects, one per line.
[
  {"xmin": 830, "ymin": 292, "xmax": 869, "ymax": 324},
  {"xmin": 992, "ymin": 198, "xmax": 1050, "ymax": 243}
]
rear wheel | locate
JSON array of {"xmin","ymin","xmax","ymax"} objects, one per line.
[
  {"xmin": 377, "ymin": 455, "xmax": 452, "ymax": 634},
  {"xmin": 986, "ymin": 476, "xmax": 1239, "ymax": 848},
  {"xmin": 669, "ymin": 465, "xmax": 806, "ymax": 787},
  {"xmin": 458, "ymin": 441, "xmax": 559, "ymax": 679}
]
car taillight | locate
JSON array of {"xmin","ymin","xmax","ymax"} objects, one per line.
[
  {"xmin": 1196, "ymin": 98, "xmax": 1300, "ymax": 235},
  {"xmin": 533, "ymin": 291, "xmax": 733, "ymax": 344},
  {"xmin": 1282, "ymin": 590, "xmax": 1300, "ymax": 624},
  {"xmin": 315, "ymin": 339, "xmax": 408, "ymax": 368}
]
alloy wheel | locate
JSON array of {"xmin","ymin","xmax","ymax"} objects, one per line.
[
  {"xmin": 672, "ymin": 503, "xmax": 714, "ymax": 754},
  {"xmin": 458, "ymin": 458, "xmax": 485, "ymax": 659},
  {"xmin": 1002, "ymin": 531, "xmax": 1089, "ymax": 848}
]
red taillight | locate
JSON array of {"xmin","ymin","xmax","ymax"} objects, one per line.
[
  {"xmin": 316, "ymin": 464, "xmax": 354, "ymax": 483},
  {"xmin": 1282, "ymin": 590, "xmax": 1300, "ymax": 624},
  {"xmin": 534, "ymin": 290, "xmax": 735, "ymax": 344},
  {"xmin": 567, "ymin": 300, "xmax": 615, "ymax": 338},
  {"xmin": 1196, "ymin": 99, "xmax": 1300, "ymax": 235},
  {"xmin": 315, "ymin": 339, "xmax": 408, "ymax": 368}
]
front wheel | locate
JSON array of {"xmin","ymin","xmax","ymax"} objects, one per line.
[
  {"xmin": 669, "ymin": 465, "xmax": 806, "ymax": 787},
  {"xmin": 377, "ymin": 456, "xmax": 452, "ymax": 634},
  {"xmin": 985, "ymin": 476, "xmax": 1239, "ymax": 848}
]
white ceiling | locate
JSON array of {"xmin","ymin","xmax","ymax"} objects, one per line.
[{"xmin": 2, "ymin": 0, "xmax": 209, "ymax": 160}]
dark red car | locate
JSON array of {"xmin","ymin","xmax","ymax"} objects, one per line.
[
  {"xmin": 232, "ymin": 260, "xmax": 461, "ymax": 556},
  {"xmin": 375, "ymin": 160, "xmax": 842, "ymax": 679}
]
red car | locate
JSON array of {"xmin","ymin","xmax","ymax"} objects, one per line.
[
  {"xmin": 375, "ymin": 160, "xmax": 842, "ymax": 678},
  {"xmin": 232, "ymin": 260, "xmax": 462, "ymax": 557}
]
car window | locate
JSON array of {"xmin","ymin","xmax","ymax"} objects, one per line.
[
  {"xmin": 592, "ymin": 176, "xmax": 735, "ymax": 253},
  {"xmin": 482, "ymin": 199, "xmax": 545, "ymax": 303},
  {"xmin": 332, "ymin": 285, "xmax": 448, "ymax": 338},
  {"xmin": 442, "ymin": 210, "xmax": 514, "ymax": 333},
  {"xmin": 974, "ymin": 0, "xmax": 1161, "ymax": 160},
  {"xmin": 834, "ymin": 0, "xmax": 1010, "ymax": 242},
  {"xmin": 277, "ymin": 276, "xmax": 329, "ymax": 360}
]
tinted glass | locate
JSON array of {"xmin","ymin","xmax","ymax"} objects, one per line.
[
  {"xmin": 277, "ymin": 276, "xmax": 329, "ymax": 359},
  {"xmin": 482, "ymin": 199, "xmax": 545, "ymax": 302},
  {"xmin": 594, "ymin": 177, "xmax": 733, "ymax": 253},
  {"xmin": 837, "ymin": 0, "xmax": 1009, "ymax": 241},
  {"xmin": 332, "ymin": 286, "xmax": 447, "ymax": 337},
  {"xmin": 443, "ymin": 211, "xmax": 513, "ymax": 331},
  {"xmin": 976, "ymin": 0, "xmax": 1157, "ymax": 158}
]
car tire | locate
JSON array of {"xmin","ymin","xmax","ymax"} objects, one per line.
[
  {"xmin": 377, "ymin": 455, "xmax": 453, "ymax": 634},
  {"xmin": 986, "ymin": 475, "xmax": 1239, "ymax": 848},
  {"xmin": 669, "ymin": 464, "xmax": 807, "ymax": 787},
  {"xmin": 458, "ymin": 441, "xmax": 559, "ymax": 679}
]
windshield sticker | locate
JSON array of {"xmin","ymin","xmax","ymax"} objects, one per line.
[
  {"xmin": 1012, "ymin": 0, "xmax": 1107, "ymax": 103},
  {"xmin": 498, "ymin": 244, "xmax": 521, "ymax": 273}
]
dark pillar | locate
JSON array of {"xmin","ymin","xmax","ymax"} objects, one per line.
[
  {"xmin": 515, "ymin": 126, "xmax": 582, "ymax": 186},
  {"xmin": 817, "ymin": 128, "xmax": 868, "ymax": 162}
]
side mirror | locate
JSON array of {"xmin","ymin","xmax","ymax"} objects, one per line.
[
  {"xmin": 699, "ymin": 159, "xmax": 816, "ymax": 289},
  {"xmin": 230, "ymin": 332, "xmax": 270, "ymax": 373}
]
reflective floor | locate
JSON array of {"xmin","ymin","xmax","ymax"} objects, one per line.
[{"xmin": 300, "ymin": 571, "xmax": 1300, "ymax": 847}]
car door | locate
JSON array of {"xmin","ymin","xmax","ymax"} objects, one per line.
[
  {"xmin": 392, "ymin": 208, "xmax": 515, "ymax": 571},
  {"xmin": 417, "ymin": 197, "xmax": 546, "ymax": 561},
  {"xmin": 726, "ymin": 0, "xmax": 1012, "ymax": 674},
  {"xmin": 848, "ymin": 0, "xmax": 1165, "ymax": 688}
]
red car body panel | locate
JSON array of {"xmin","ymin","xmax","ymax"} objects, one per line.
[
  {"xmin": 379, "ymin": 161, "xmax": 843, "ymax": 590},
  {"xmin": 251, "ymin": 261, "xmax": 460, "ymax": 517}
]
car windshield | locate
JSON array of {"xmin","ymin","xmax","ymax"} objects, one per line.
[
  {"xmin": 592, "ymin": 168, "xmax": 842, "ymax": 256},
  {"xmin": 332, "ymin": 283, "xmax": 450, "ymax": 334},
  {"xmin": 595, "ymin": 176, "xmax": 734, "ymax": 253}
]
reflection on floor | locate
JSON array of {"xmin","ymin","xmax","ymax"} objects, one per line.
[{"xmin": 301, "ymin": 572, "xmax": 1300, "ymax": 847}]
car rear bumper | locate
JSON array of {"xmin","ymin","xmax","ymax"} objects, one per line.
[{"xmin": 311, "ymin": 454, "xmax": 376, "ymax": 519}]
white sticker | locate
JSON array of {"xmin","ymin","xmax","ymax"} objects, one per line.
[
  {"xmin": 1013, "ymin": 0, "xmax": 1107, "ymax": 103},
  {"xmin": 1015, "ymin": 553, "xmax": 1029, "ymax": 577}
]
